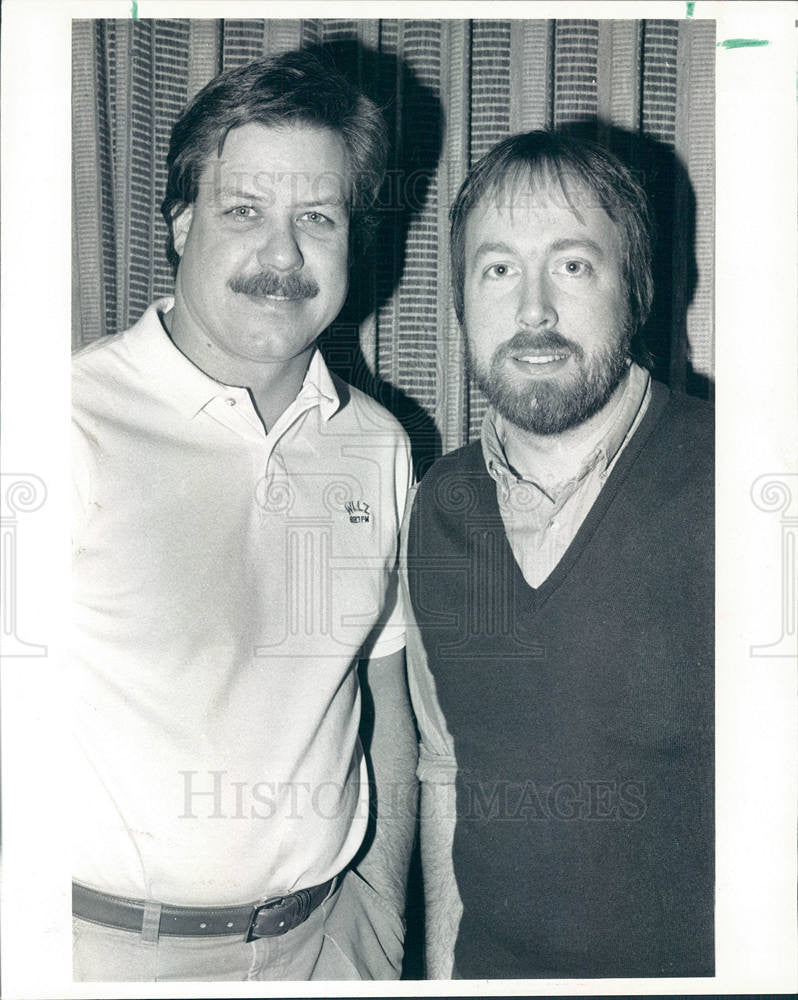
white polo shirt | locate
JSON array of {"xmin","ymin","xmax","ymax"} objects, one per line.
[{"xmin": 72, "ymin": 299, "xmax": 412, "ymax": 906}]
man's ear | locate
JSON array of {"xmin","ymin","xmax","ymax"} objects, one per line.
[{"xmin": 171, "ymin": 205, "xmax": 194, "ymax": 257}]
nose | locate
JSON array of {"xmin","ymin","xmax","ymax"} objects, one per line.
[
  {"xmin": 515, "ymin": 269, "xmax": 557, "ymax": 330},
  {"xmin": 256, "ymin": 222, "xmax": 304, "ymax": 274}
]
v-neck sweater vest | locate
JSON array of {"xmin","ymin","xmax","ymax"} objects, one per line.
[{"xmin": 407, "ymin": 381, "xmax": 714, "ymax": 978}]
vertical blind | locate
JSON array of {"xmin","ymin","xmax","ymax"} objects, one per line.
[{"xmin": 72, "ymin": 17, "xmax": 715, "ymax": 473}]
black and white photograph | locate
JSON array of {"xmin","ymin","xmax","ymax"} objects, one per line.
[{"xmin": 0, "ymin": 2, "xmax": 796, "ymax": 997}]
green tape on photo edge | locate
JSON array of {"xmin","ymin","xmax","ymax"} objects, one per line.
[{"xmin": 717, "ymin": 39, "xmax": 770, "ymax": 50}]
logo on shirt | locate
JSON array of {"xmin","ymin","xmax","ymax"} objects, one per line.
[{"xmin": 344, "ymin": 500, "xmax": 370, "ymax": 524}]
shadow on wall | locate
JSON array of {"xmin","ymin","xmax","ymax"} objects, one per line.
[
  {"xmin": 309, "ymin": 47, "xmax": 441, "ymax": 977},
  {"xmin": 312, "ymin": 40, "xmax": 446, "ymax": 484},
  {"xmin": 551, "ymin": 120, "xmax": 712, "ymax": 401},
  {"xmin": 315, "ymin": 48, "xmax": 713, "ymax": 478}
]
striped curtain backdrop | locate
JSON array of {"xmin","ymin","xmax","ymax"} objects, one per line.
[{"xmin": 72, "ymin": 18, "xmax": 715, "ymax": 474}]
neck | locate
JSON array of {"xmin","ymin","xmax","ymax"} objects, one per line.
[
  {"xmin": 162, "ymin": 306, "xmax": 313, "ymax": 431},
  {"xmin": 500, "ymin": 371, "xmax": 631, "ymax": 491}
]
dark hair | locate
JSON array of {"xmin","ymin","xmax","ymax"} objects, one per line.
[
  {"xmin": 450, "ymin": 130, "xmax": 655, "ymax": 364},
  {"xmin": 161, "ymin": 50, "xmax": 387, "ymax": 269}
]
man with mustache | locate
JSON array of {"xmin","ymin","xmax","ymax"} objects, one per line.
[
  {"xmin": 403, "ymin": 131, "xmax": 714, "ymax": 978},
  {"xmin": 71, "ymin": 52, "xmax": 416, "ymax": 981}
]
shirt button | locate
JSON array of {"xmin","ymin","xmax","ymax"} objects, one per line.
[{"xmin": 225, "ymin": 397, "xmax": 236, "ymax": 407}]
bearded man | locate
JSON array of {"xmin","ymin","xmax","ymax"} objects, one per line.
[{"xmin": 402, "ymin": 131, "xmax": 714, "ymax": 979}]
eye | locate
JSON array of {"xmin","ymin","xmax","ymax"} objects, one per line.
[
  {"xmin": 558, "ymin": 259, "xmax": 593, "ymax": 277},
  {"xmin": 484, "ymin": 263, "xmax": 515, "ymax": 279},
  {"xmin": 300, "ymin": 210, "xmax": 332, "ymax": 226},
  {"xmin": 227, "ymin": 206, "xmax": 257, "ymax": 220}
]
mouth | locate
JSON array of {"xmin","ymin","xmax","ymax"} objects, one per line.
[
  {"xmin": 242, "ymin": 291, "xmax": 304, "ymax": 304},
  {"xmin": 513, "ymin": 352, "xmax": 570, "ymax": 365},
  {"xmin": 507, "ymin": 350, "xmax": 571, "ymax": 373}
]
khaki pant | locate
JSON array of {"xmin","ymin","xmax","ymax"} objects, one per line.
[{"xmin": 73, "ymin": 870, "xmax": 405, "ymax": 982}]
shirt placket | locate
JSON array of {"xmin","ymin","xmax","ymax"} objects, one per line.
[{"xmin": 255, "ymin": 396, "xmax": 322, "ymax": 524}]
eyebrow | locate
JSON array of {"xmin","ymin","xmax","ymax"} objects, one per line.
[
  {"xmin": 294, "ymin": 196, "xmax": 350, "ymax": 210},
  {"xmin": 548, "ymin": 237, "xmax": 605, "ymax": 257},
  {"xmin": 217, "ymin": 186, "xmax": 262, "ymax": 200},
  {"xmin": 216, "ymin": 187, "xmax": 349, "ymax": 209},
  {"xmin": 472, "ymin": 237, "xmax": 606, "ymax": 259},
  {"xmin": 472, "ymin": 240, "xmax": 517, "ymax": 258}
]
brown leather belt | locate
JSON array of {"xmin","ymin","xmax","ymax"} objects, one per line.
[{"xmin": 72, "ymin": 876, "xmax": 336, "ymax": 940}]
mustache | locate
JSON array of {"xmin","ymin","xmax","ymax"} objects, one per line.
[
  {"xmin": 228, "ymin": 271, "xmax": 319, "ymax": 300},
  {"xmin": 494, "ymin": 330, "xmax": 583, "ymax": 361}
]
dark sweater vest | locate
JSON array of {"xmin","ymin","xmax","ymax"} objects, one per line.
[{"xmin": 407, "ymin": 382, "xmax": 714, "ymax": 978}]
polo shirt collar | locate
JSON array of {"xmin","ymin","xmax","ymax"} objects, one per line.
[
  {"xmin": 296, "ymin": 347, "xmax": 340, "ymax": 422},
  {"xmin": 127, "ymin": 298, "xmax": 341, "ymax": 421}
]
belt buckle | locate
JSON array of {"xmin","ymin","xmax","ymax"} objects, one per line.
[{"xmin": 247, "ymin": 894, "xmax": 292, "ymax": 941}]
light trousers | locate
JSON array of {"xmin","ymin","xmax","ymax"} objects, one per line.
[{"xmin": 73, "ymin": 869, "xmax": 405, "ymax": 982}]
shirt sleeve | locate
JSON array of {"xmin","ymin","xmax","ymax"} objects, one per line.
[
  {"xmin": 360, "ymin": 431, "xmax": 413, "ymax": 661},
  {"xmin": 399, "ymin": 485, "xmax": 458, "ymax": 785},
  {"xmin": 72, "ymin": 416, "xmax": 96, "ymax": 551}
]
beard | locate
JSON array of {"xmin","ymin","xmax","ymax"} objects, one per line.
[{"xmin": 467, "ymin": 327, "xmax": 631, "ymax": 436}]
